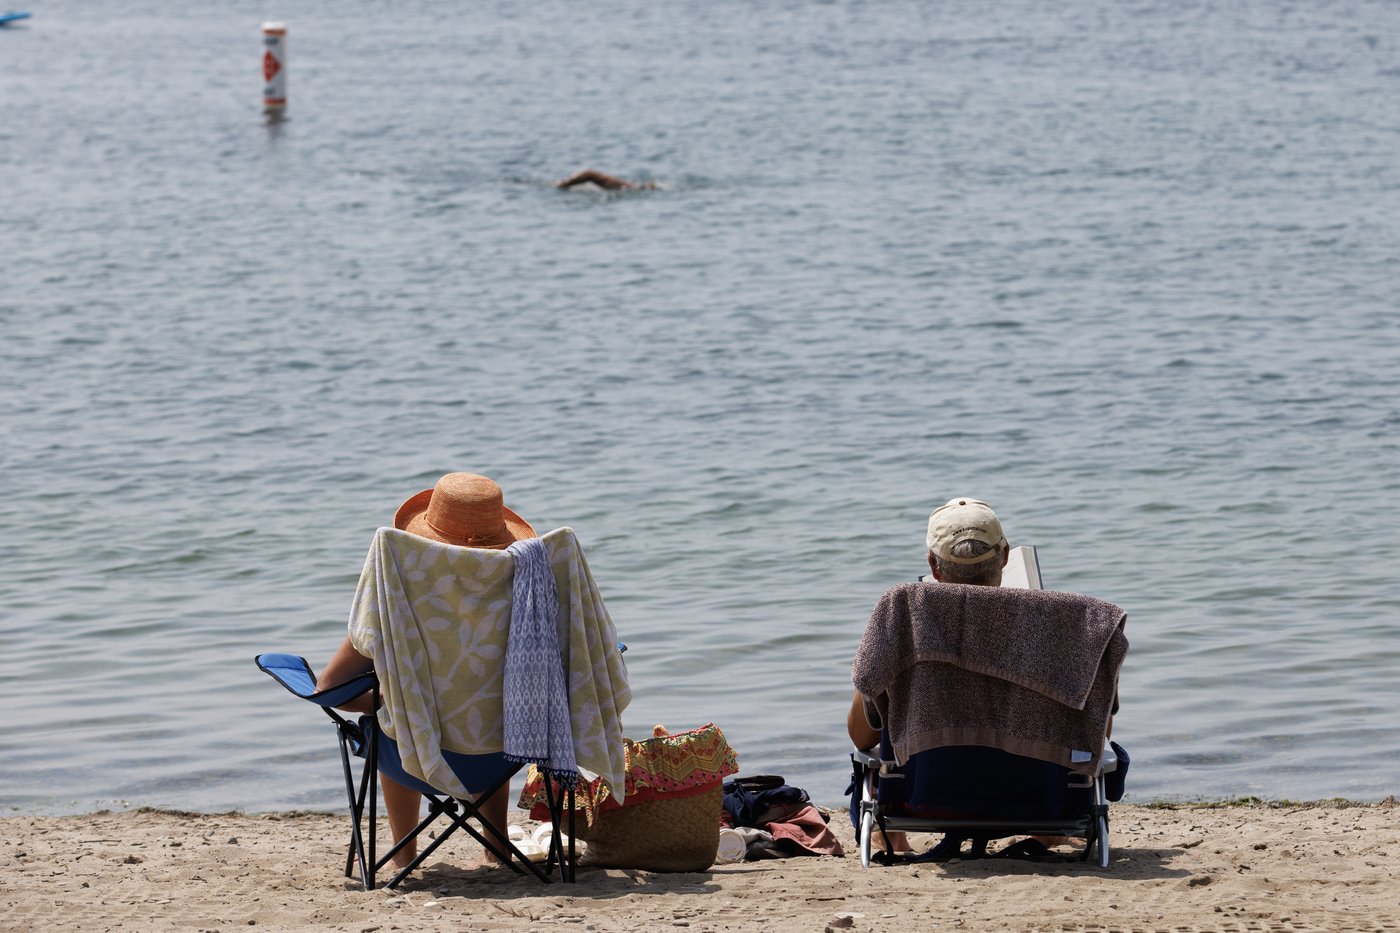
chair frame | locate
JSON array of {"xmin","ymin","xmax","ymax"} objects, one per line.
[
  {"xmin": 851, "ymin": 744, "xmax": 1116, "ymax": 869},
  {"xmin": 256, "ymin": 653, "xmax": 578, "ymax": 890}
]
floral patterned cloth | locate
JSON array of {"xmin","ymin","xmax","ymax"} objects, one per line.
[
  {"xmin": 348, "ymin": 526, "xmax": 631, "ymax": 801},
  {"xmin": 520, "ymin": 723, "xmax": 739, "ymax": 826}
]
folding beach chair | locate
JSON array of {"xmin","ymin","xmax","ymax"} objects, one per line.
[
  {"xmin": 849, "ymin": 555, "xmax": 1128, "ymax": 870},
  {"xmin": 255, "ymin": 525, "xmax": 630, "ymax": 891},
  {"xmin": 256, "ymin": 653, "xmax": 579, "ymax": 890},
  {"xmin": 851, "ymin": 737, "xmax": 1123, "ymax": 868}
]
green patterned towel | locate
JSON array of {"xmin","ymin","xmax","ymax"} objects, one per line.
[{"xmin": 348, "ymin": 526, "xmax": 631, "ymax": 800}]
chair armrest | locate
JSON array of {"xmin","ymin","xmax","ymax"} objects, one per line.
[
  {"xmin": 851, "ymin": 747, "xmax": 880, "ymax": 767},
  {"xmin": 255, "ymin": 653, "xmax": 378, "ymax": 708}
]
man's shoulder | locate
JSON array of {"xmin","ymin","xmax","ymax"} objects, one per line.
[
  {"xmin": 869, "ymin": 581, "xmax": 945, "ymax": 616},
  {"xmin": 876, "ymin": 580, "xmax": 930, "ymax": 601}
]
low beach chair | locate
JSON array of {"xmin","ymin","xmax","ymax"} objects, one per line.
[
  {"xmin": 849, "ymin": 573, "xmax": 1128, "ymax": 870},
  {"xmin": 851, "ymin": 737, "xmax": 1123, "ymax": 868},
  {"xmin": 256, "ymin": 525, "xmax": 630, "ymax": 890}
]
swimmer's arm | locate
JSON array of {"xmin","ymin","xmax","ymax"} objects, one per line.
[{"xmin": 556, "ymin": 169, "xmax": 631, "ymax": 190}]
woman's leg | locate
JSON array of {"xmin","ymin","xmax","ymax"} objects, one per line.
[
  {"xmin": 380, "ymin": 772, "xmax": 423, "ymax": 869},
  {"xmin": 475, "ymin": 783, "xmax": 511, "ymax": 863}
]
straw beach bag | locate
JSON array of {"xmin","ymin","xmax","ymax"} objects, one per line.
[{"xmin": 520, "ymin": 723, "xmax": 739, "ymax": 872}]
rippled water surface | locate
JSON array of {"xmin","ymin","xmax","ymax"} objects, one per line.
[{"xmin": 3, "ymin": 0, "xmax": 1399, "ymax": 813}]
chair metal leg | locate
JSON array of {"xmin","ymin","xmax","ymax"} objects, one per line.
[
  {"xmin": 382, "ymin": 797, "xmax": 477, "ymax": 888},
  {"xmin": 860, "ymin": 806, "xmax": 874, "ymax": 869},
  {"xmin": 329, "ymin": 699, "xmax": 382, "ymax": 890},
  {"xmin": 337, "ymin": 728, "xmax": 372, "ymax": 890},
  {"xmin": 346, "ymin": 735, "xmax": 375, "ymax": 881},
  {"xmin": 366, "ymin": 712, "xmax": 378, "ymax": 886},
  {"xmin": 1085, "ymin": 775, "xmax": 1110, "ymax": 868},
  {"xmin": 382, "ymin": 768, "xmax": 554, "ymax": 889},
  {"xmin": 375, "ymin": 792, "xmax": 472, "ymax": 883},
  {"xmin": 1096, "ymin": 776, "xmax": 1111, "ymax": 868},
  {"xmin": 344, "ymin": 748, "xmax": 363, "ymax": 880},
  {"xmin": 542, "ymin": 778, "xmax": 561, "ymax": 877},
  {"xmin": 567, "ymin": 784, "xmax": 577, "ymax": 883},
  {"xmin": 321, "ymin": 700, "xmax": 565, "ymax": 891},
  {"xmin": 541, "ymin": 777, "xmax": 579, "ymax": 883},
  {"xmin": 857, "ymin": 764, "xmax": 880, "ymax": 869}
]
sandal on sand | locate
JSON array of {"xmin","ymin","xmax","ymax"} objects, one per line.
[
  {"xmin": 995, "ymin": 838, "xmax": 1072, "ymax": 862},
  {"xmin": 905, "ymin": 834, "xmax": 988, "ymax": 863}
]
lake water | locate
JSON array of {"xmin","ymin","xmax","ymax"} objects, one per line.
[{"xmin": 3, "ymin": 0, "xmax": 1399, "ymax": 815}]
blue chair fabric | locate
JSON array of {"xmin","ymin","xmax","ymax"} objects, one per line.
[{"xmin": 875, "ymin": 745, "xmax": 1081, "ymax": 820}]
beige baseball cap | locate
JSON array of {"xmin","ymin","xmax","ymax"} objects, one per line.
[{"xmin": 926, "ymin": 497, "xmax": 1006, "ymax": 564}]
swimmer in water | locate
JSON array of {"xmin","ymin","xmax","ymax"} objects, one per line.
[{"xmin": 555, "ymin": 169, "xmax": 657, "ymax": 191}]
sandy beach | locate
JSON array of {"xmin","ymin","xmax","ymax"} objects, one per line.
[{"xmin": 4, "ymin": 799, "xmax": 1398, "ymax": 932}]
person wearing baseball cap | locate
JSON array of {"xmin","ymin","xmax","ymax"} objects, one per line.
[
  {"xmin": 922, "ymin": 497, "xmax": 1010, "ymax": 586},
  {"xmin": 847, "ymin": 496, "xmax": 1010, "ymax": 757},
  {"xmin": 844, "ymin": 496, "xmax": 1010, "ymax": 857},
  {"xmin": 847, "ymin": 497, "xmax": 1124, "ymax": 858},
  {"xmin": 846, "ymin": 496, "xmax": 1009, "ymax": 753}
]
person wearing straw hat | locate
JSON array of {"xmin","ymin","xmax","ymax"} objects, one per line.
[{"xmin": 317, "ymin": 472, "xmax": 538, "ymax": 869}]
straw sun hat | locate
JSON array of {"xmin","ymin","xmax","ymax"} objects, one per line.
[{"xmin": 393, "ymin": 473, "xmax": 536, "ymax": 549}]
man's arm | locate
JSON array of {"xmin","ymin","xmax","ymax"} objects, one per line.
[{"xmin": 847, "ymin": 690, "xmax": 881, "ymax": 750}]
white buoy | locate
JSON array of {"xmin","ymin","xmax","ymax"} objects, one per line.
[{"xmin": 262, "ymin": 22, "xmax": 287, "ymax": 114}]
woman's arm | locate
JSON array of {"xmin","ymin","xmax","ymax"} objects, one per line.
[{"xmin": 317, "ymin": 634, "xmax": 376, "ymax": 713}]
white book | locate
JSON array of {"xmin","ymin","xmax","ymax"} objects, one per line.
[
  {"xmin": 919, "ymin": 545, "xmax": 1042, "ymax": 590},
  {"xmin": 1000, "ymin": 545, "xmax": 1042, "ymax": 590}
]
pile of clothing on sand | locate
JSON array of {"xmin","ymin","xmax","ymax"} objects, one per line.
[{"xmin": 719, "ymin": 775, "xmax": 844, "ymax": 860}]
